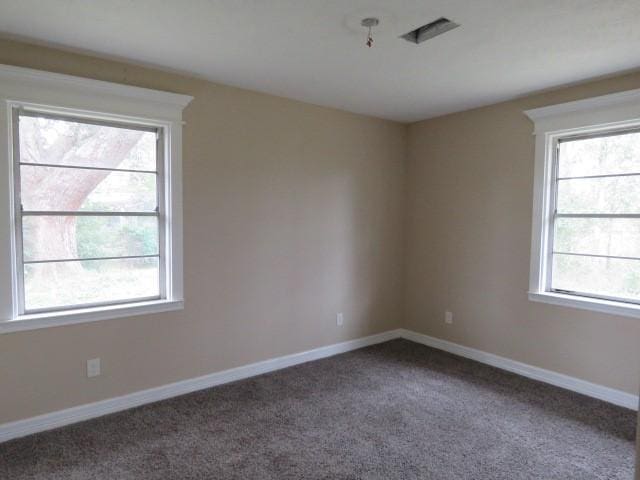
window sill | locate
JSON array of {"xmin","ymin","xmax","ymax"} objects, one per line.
[
  {"xmin": 528, "ymin": 291, "xmax": 640, "ymax": 319},
  {"xmin": 0, "ymin": 299, "xmax": 184, "ymax": 334}
]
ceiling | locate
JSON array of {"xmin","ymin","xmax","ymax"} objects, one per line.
[{"xmin": 0, "ymin": 0, "xmax": 639, "ymax": 122}]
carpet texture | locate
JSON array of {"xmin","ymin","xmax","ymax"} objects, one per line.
[{"xmin": 0, "ymin": 339, "xmax": 635, "ymax": 479}]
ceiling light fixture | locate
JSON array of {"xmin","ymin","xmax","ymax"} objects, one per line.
[{"xmin": 361, "ymin": 17, "xmax": 379, "ymax": 48}]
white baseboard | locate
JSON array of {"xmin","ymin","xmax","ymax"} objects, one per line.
[
  {"xmin": 399, "ymin": 329, "xmax": 638, "ymax": 410},
  {"xmin": 0, "ymin": 329, "xmax": 401, "ymax": 443},
  {"xmin": 2, "ymin": 327, "xmax": 635, "ymax": 444}
]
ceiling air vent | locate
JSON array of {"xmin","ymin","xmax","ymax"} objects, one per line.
[{"xmin": 401, "ymin": 17, "xmax": 459, "ymax": 44}]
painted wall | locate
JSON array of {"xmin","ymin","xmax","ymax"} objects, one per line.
[
  {"xmin": 405, "ymin": 70, "xmax": 640, "ymax": 395},
  {"xmin": 637, "ymin": 413, "xmax": 640, "ymax": 480},
  {"xmin": 0, "ymin": 39, "xmax": 406, "ymax": 423},
  {"xmin": 1, "ymin": 37, "xmax": 639, "ymax": 425}
]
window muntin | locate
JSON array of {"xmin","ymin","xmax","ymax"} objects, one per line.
[
  {"xmin": 13, "ymin": 109, "xmax": 165, "ymax": 314},
  {"xmin": 548, "ymin": 129, "xmax": 640, "ymax": 304}
]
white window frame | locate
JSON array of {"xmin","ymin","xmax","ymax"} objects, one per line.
[
  {"xmin": 0, "ymin": 64, "xmax": 192, "ymax": 333},
  {"xmin": 525, "ymin": 88, "xmax": 640, "ymax": 319}
]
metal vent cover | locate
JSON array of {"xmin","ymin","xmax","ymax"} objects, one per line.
[{"xmin": 401, "ymin": 17, "xmax": 459, "ymax": 44}]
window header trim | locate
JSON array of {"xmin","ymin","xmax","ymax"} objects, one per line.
[
  {"xmin": 0, "ymin": 64, "xmax": 192, "ymax": 110},
  {"xmin": 524, "ymin": 88, "xmax": 640, "ymax": 124}
]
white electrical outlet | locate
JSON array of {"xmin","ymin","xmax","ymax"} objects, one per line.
[
  {"xmin": 87, "ymin": 358, "xmax": 101, "ymax": 378},
  {"xmin": 336, "ymin": 312, "xmax": 344, "ymax": 326},
  {"xmin": 445, "ymin": 311, "xmax": 453, "ymax": 324}
]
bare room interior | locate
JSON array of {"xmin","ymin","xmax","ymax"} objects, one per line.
[{"xmin": 0, "ymin": 1, "xmax": 639, "ymax": 479}]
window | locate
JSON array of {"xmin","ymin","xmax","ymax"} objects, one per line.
[
  {"xmin": 0, "ymin": 64, "xmax": 191, "ymax": 333},
  {"xmin": 550, "ymin": 129, "xmax": 640, "ymax": 303},
  {"xmin": 14, "ymin": 111, "xmax": 164, "ymax": 313},
  {"xmin": 526, "ymin": 88, "xmax": 640, "ymax": 318}
]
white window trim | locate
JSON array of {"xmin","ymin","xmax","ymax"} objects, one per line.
[
  {"xmin": 0, "ymin": 64, "xmax": 192, "ymax": 333},
  {"xmin": 525, "ymin": 88, "xmax": 640, "ymax": 319}
]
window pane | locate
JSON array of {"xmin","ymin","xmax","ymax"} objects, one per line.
[
  {"xmin": 21, "ymin": 165, "xmax": 157, "ymax": 212},
  {"xmin": 552, "ymin": 254, "xmax": 640, "ymax": 302},
  {"xmin": 554, "ymin": 218, "xmax": 640, "ymax": 258},
  {"xmin": 556, "ymin": 176, "xmax": 640, "ymax": 214},
  {"xmin": 19, "ymin": 115, "xmax": 156, "ymax": 171},
  {"xmin": 24, "ymin": 257, "xmax": 159, "ymax": 310},
  {"xmin": 558, "ymin": 131, "xmax": 640, "ymax": 178},
  {"xmin": 23, "ymin": 216, "xmax": 158, "ymax": 262}
]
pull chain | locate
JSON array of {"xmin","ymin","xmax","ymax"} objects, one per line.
[{"xmin": 361, "ymin": 18, "xmax": 379, "ymax": 48}]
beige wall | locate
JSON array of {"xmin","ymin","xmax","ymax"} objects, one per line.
[
  {"xmin": 1, "ymin": 37, "xmax": 639, "ymax": 425},
  {"xmin": 637, "ymin": 412, "xmax": 640, "ymax": 480},
  {"xmin": 0, "ymin": 39, "xmax": 406, "ymax": 423},
  {"xmin": 405, "ymin": 70, "xmax": 640, "ymax": 395}
]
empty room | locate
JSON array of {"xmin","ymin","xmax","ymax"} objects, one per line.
[{"xmin": 0, "ymin": 1, "xmax": 639, "ymax": 479}]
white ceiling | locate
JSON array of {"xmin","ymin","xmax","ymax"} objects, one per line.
[{"xmin": 0, "ymin": 0, "xmax": 639, "ymax": 122}]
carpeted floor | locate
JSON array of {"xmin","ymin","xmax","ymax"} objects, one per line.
[{"xmin": 0, "ymin": 339, "xmax": 635, "ymax": 479}]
